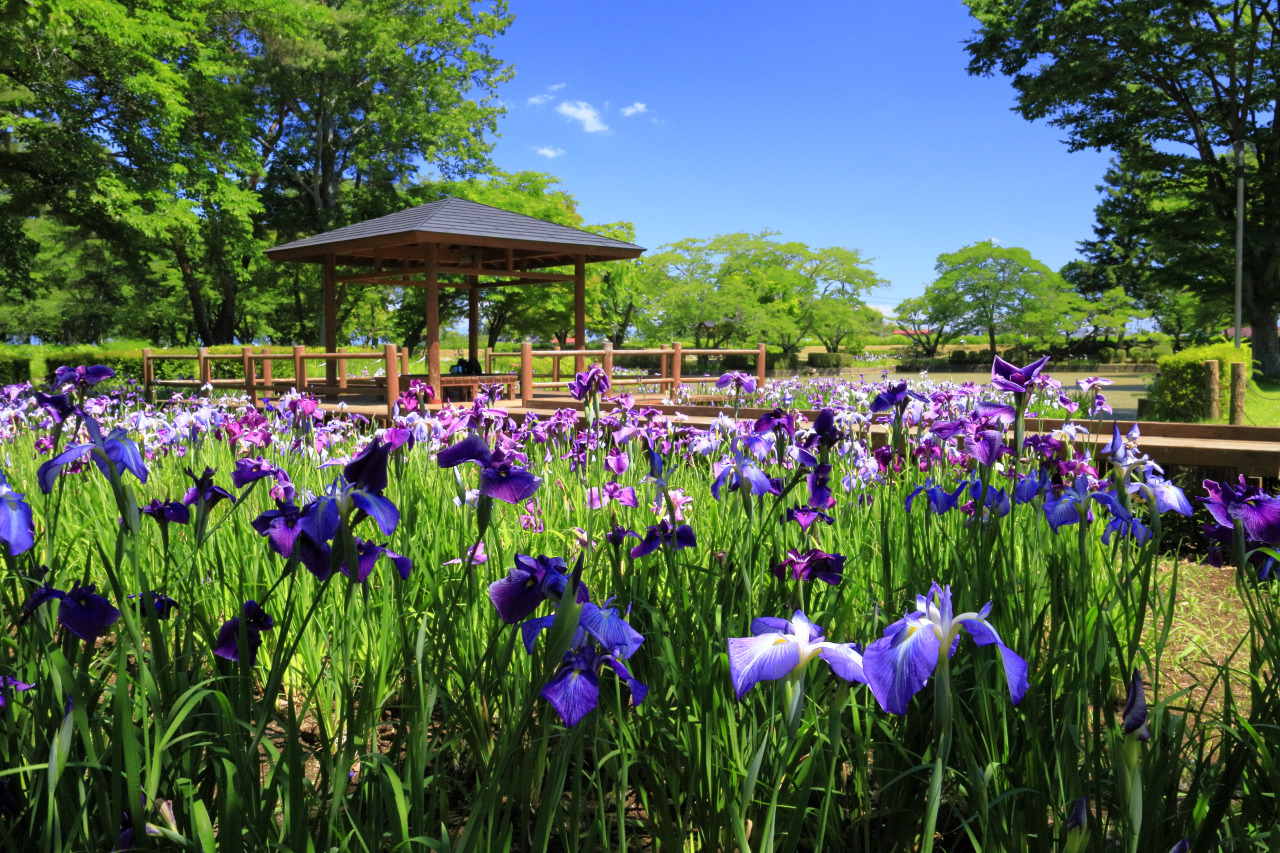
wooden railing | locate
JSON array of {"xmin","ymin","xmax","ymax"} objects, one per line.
[{"xmin": 486, "ymin": 341, "xmax": 768, "ymax": 405}]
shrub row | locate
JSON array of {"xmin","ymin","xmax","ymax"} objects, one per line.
[{"xmin": 1145, "ymin": 342, "xmax": 1252, "ymax": 422}]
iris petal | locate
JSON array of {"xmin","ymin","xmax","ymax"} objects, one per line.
[
  {"xmin": 540, "ymin": 664, "xmax": 599, "ymax": 727},
  {"xmin": 727, "ymin": 633, "xmax": 801, "ymax": 700},
  {"xmin": 863, "ymin": 616, "xmax": 941, "ymax": 715}
]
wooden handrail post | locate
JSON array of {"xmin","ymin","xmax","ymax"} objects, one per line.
[
  {"xmin": 142, "ymin": 348, "xmax": 154, "ymax": 403},
  {"xmin": 292, "ymin": 345, "xmax": 306, "ymax": 391},
  {"xmin": 1230, "ymin": 361, "xmax": 1247, "ymax": 425},
  {"xmin": 261, "ymin": 347, "xmax": 273, "ymax": 388},
  {"xmin": 1205, "ymin": 360, "xmax": 1221, "ymax": 421},
  {"xmin": 659, "ymin": 344, "xmax": 669, "ymax": 380},
  {"xmin": 672, "ymin": 342, "xmax": 683, "ymax": 391},
  {"xmin": 384, "ymin": 343, "xmax": 400, "ymax": 419},
  {"xmin": 241, "ymin": 346, "xmax": 257, "ymax": 407},
  {"xmin": 198, "ymin": 346, "xmax": 210, "ymax": 387},
  {"xmin": 756, "ymin": 342, "xmax": 767, "ymax": 388},
  {"xmin": 485, "ymin": 348, "xmax": 492, "ymax": 374},
  {"xmin": 520, "ymin": 342, "xmax": 534, "ymax": 406},
  {"xmin": 337, "ymin": 347, "xmax": 348, "ymax": 390},
  {"xmin": 399, "ymin": 346, "xmax": 409, "ymax": 377},
  {"xmin": 602, "ymin": 341, "xmax": 614, "ymax": 385},
  {"xmin": 552, "ymin": 344, "xmax": 561, "ymax": 383}
]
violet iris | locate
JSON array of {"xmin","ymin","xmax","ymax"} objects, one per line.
[
  {"xmin": 213, "ymin": 600, "xmax": 274, "ymax": 665},
  {"xmin": 37, "ymin": 414, "xmax": 148, "ymax": 493},
  {"xmin": 437, "ymin": 433, "xmax": 541, "ymax": 504},
  {"xmin": 727, "ymin": 610, "xmax": 866, "ymax": 700},
  {"xmin": 0, "ymin": 471, "xmax": 35, "ymax": 556}
]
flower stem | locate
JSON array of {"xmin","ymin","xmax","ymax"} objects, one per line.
[{"xmin": 922, "ymin": 651, "xmax": 954, "ymax": 853}]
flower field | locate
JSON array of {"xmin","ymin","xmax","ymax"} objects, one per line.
[{"xmin": 1, "ymin": 359, "xmax": 1277, "ymax": 852}]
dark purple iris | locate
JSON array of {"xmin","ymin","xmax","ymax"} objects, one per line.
[
  {"xmin": 869, "ymin": 381, "xmax": 925, "ymax": 415},
  {"xmin": 231, "ymin": 456, "xmax": 282, "ymax": 489},
  {"xmin": 37, "ymin": 414, "xmax": 148, "ymax": 493},
  {"xmin": 964, "ymin": 429, "xmax": 1009, "ymax": 468},
  {"xmin": 437, "ymin": 433, "xmax": 542, "ymax": 504},
  {"xmin": 803, "ymin": 408, "xmax": 844, "ymax": 450},
  {"xmin": 1121, "ymin": 669, "xmax": 1149, "ymax": 741},
  {"xmin": 990, "ymin": 354, "xmax": 1050, "ymax": 394},
  {"xmin": 53, "ymin": 364, "xmax": 116, "ymax": 388},
  {"xmin": 906, "ymin": 479, "xmax": 968, "ymax": 515},
  {"xmin": 488, "ymin": 554, "xmax": 589, "ymax": 624},
  {"xmin": 183, "ymin": 467, "xmax": 235, "ymax": 510},
  {"xmin": 772, "ymin": 548, "xmax": 845, "ymax": 585},
  {"xmin": 754, "ymin": 408, "xmax": 796, "ymax": 439},
  {"xmin": 540, "ymin": 620, "xmax": 647, "ymax": 727},
  {"xmin": 630, "ymin": 520, "xmax": 696, "ymax": 558},
  {"xmin": 26, "ymin": 583, "xmax": 121, "ymax": 642},
  {"xmin": 130, "ymin": 591, "xmax": 178, "ymax": 619},
  {"xmin": 1201, "ymin": 477, "xmax": 1280, "ymax": 545},
  {"xmin": 0, "ymin": 676, "xmax": 33, "ymax": 709},
  {"xmin": 783, "ymin": 506, "xmax": 834, "ymax": 530},
  {"xmin": 33, "ymin": 390, "xmax": 75, "ymax": 421},
  {"xmin": 140, "ymin": 499, "xmax": 191, "ymax": 527},
  {"xmin": 568, "ymin": 364, "xmax": 611, "ymax": 402},
  {"xmin": 214, "ymin": 600, "xmax": 274, "ymax": 665},
  {"xmin": 807, "ymin": 464, "xmax": 832, "ymax": 508}
]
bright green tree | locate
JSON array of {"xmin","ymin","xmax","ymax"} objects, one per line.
[
  {"xmin": 964, "ymin": 0, "xmax": 1280, "ymax": 375},
  {"xmin": 934, "ymin": 240, "xmax": 1056, "ymax": 353},
  {"xmin": 894, "ymin": 280, "xmax": 967, "ymax": 358}
]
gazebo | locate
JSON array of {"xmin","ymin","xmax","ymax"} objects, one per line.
[{"xmin": 265, "ymin": 196, "xmax": 645, "ymax": 399}]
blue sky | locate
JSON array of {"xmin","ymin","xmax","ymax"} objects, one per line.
[{"xmin": 484, "ymin": 0, "xmax": 1115, "ymax": 312}]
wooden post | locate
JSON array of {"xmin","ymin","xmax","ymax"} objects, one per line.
[
  {"xmin": 142, "ymin": 348, "xmax": 154, "ymax": 403},
  {"xmin": 241, "ymin": 346, "xmax": 257, "ymax": 407},
  {"xmin": 323, "ymin": 253, "xmax": 337, "ymax": 386},
  {"xmin": 552, "ymin": 345, "xmax": 561, "ymax": 383},
  {"xmin": 659, "ymin": 344, "xmax": 669, "ymax": 380},
  {"xmin": 262, "ymin": 347, "xmax": 273, "ymax": 389},
  {"xmin": 485, "ymin": 348, "xmax": 492, "ymax": 374},
  {"xmin": 574, "ymin": 254, "xmax": 586, "ymax": 374},
  {"xmin": 1205, "ymin": 360, "xmax": 1221, "ymax": 421},
  {"xmin": 1230, "ymin": 361, "xmax": 1247, "ymax": 425},
  {"xmin": 384, "ymin": 343, "xmax": 400, "ymax": 420},
  {"xmin": 520, "ymin": 341, "xmax": 534, "ymax": 406},
  {"xmin": 468, "ymin": 276, "xmax": 480, "ymax": 367},
  {"xmin": 292, "ymin": 345, "xmax": 306, "ymax": 391},
  {"xmin": 337, "ymin": 347, "xmax": 348, "ymax": 390},
  {"xmin": 602, "ymin": 341, "xmax": 614, "ymax": 386},
  {"xmin": 399, "ymin": 346, "xmax": 409, "ymax": 377},
  {"xmin": 756, "ymin": 342, "xmax": 767, "ymax": 389},
  {"xmin": 197, "ymin": 347, "xmax": 211, "ymax": 386},
  {"xmin": 425, "ymin": 243, "xmax": 441, "ymax": 404},
  {"xmin": 672, "ymin": 342, "xmax": 683, "ymax": 391}
]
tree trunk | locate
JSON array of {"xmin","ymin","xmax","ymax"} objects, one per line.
[
  {"xmin": 172, "ymin": 240, "xmax": 215, "ymax": 345},
  {"xmin": 987, "ymin": 327, "xmax": 997, "ymax": 355},
  {"xmin": 1249, "ymin": 303, "xmax": 1280, "ymax": 376}
]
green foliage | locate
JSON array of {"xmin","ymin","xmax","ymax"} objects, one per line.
[
  {"xmin": 1146, "ymin": 342, "xmax": 1252, "ymax": 422},
  {"xmin": 806, "ymin": 352, "xmax": 855, "ymax": 369},
  {"xmin": 0, "ymin": 352, "xmax": 32, "ymax": 384},
  {"xmin": 949, "ymin": 349, "xmax": 970, "ymax": 365},
  {"xmin": 1097, "ymin": 347, "xmax": 1117, "ymax": 364}
]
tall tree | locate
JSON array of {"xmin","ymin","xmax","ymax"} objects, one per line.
[
  {"xmin": 934, "ymin": 240, "xmax": 1055, "ymax": 353},
  {"xmin": 964, "ymin": 0, "xmax": 1280, "ymax": 374},
  {"xmin": 894, "ymin": 280, "xmax": 967, "ymax": 357}
]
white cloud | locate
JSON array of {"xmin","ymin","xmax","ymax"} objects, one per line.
[
  {"xmin": 527, "ymin": 93, "xmax": 553, "ymax": 106},
  {"xmin": 621, "ymin": 102, "xmax": 647, "ymax": 117},
  {"xmin": 548, "ymin": 82, "xmax": 565, "ymax": 92},
  {"xmin": 534, "ymin": 146, "xmax": 565, "ymax": 158},
  {"xmin": 556, "ymin": 100, "xmax": 608, "ymax": 133}
]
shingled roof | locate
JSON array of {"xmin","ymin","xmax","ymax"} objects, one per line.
[{"xmin": 265, "ymin": 196, "xmax": 644, "ymax": 271}]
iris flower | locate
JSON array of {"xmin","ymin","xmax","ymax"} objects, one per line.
[
  {"xmin": 727, "ymin": 610, "xmax": 866, "ymax": 699},
  {"xmin": 437, "ymin": 433, "xmax": 541, "ymax": 504},
  {"xmin": 0, "ymin": 676, "xmax": 33, "ymax": 708},
  {"xmin": 716, "ymin": 371, "xmax": 757, "ymax": 394},
  {"xmin": 990, "ymin": 354, "xmax": 1050, "ymax": 394},
  {"xmin": 488, "ymin": 554, "xmax": 590, "ymax": 625},
  {"xmin": 863, "ymin": 584, "xmax": 1028, "ymax": 715},
  {"xmin": 37, "ymin": 414, "xmax": 148, "ymax": 493},
  {"xmin": 26, "ymin": 583, "xmax": 121, "ymax": 643},
  {"xmin": 213, "ymin": 600, "xmax": 274, "ymax": 665},
  {"xmin": 541, "ymin": 610, "xmax": 647, "ymax": 727},
  {"xmin": 0, "ymin": 471, "xmax": 35, "ymax": 555},
  {"xmin": 53, "ymin": 364, "xmax": 116, "ymax": 388},
  {"xmin": 568, "ymin": 364, "xmax": 611, "ymax": 401},
  {"xmin": 630, "ymin": 519, "xmax": 696, "ymax": 558},
  {"xmin": 710, "ymin": 447, "xmax": 775, "ymax": 500},
  {"xmin": 772, "ymin": 548, "xmax": 844, "ymax": 585},
  {"xmin": 1043, "ymin": 476, "xmax": 1128, "ymax": 531},
  {"xmin": 1201, "ymin": 476, "xmax": 1280, "ymax": 545}
]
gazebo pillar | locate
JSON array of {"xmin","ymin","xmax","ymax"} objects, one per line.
[
  {"xmin": 574, "ymin": 254, "xmax": 586, "ymax": 374},
  {"xmin": 323, "ymin": 254, "xmax": 337, "ymax": 385},
  {"xmin": 425, "ymin": 243, "xmax": 441, "ymax": 401},
  {"xmin": 468, "ymin": 275, "xmax": 480, "ymax": 367}
]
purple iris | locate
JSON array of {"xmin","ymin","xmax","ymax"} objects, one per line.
[
  {"xmin": 716, "ymin": 371, "xmax": 757, "ymax": 394},
  {"xmin": 540, "ymin": 616, "xmax": 647, "ymax": 727},
  {"xmin": 1201, "ymin": 477, "xmax": 1280, "ymax": 545},
  {"xmin": 33, "ymin": 390, "xmax": 75, "ymax": 421},
  {"xmin": 1127, "ymin": 475, "xmax": 1193, "ymax": 517},
  {"xmin": 213, "ymin": 600, "xmax": 274, "ymax": 665},
  {"xmin": 630, "ymin": 519, "xmax": 696, "ymax": 558},
  {"xmin": 964, "ymin": 429, "xmax": 1009, "ymax": 468},
  {"xmin": 251, "ymin": 500, "xmax": 306, "ymax": 559},
  {"xmin": 727, "ymin": 610, "xmax": 866, "ymax": 700},
  {"xmin": 754, "ymin": 408, "xmax": 796, "ymax": 439},
  {"xmin": 488, "ymin": 554, "xmax": 590, "ymax": 625},
  {"xmin": 863, "ymin": 583, "xmax": 1028, "ymax": 715},
  {"xmin": 231, "ymin": 456, "xmax": 282, "ymax": 488},
  {"xmin": 802, "ymin": 408, "xmax": 843, "ymax": 450},
  {"xmin": 1043, "ymin": 476, "xmax": 1129, "ymax": 531},
  {"xmin": 0, "ymin": 676, "xmax": 33, "ymax": 709},
  {"xmin": 437, "ymin": 433, "xmax": 541, "ymax": 504},
  {"xmin": 906, "ymin": 479, "xmax": 967, "ymax": 515},
  {"xmin": 710, "ymin": 448, "xmax": 776, "ymax": 500},
  {"xmin": 587, "ymin": 481, "xmax": 639, "ymax": 509},
  {"xmin": 338, "ymin": 538, "xmax": 412, "ymax": 583},
  {"xmin": 183, "ymin": 467, "xmax": 235, "ymax": 510},
  {"xmin": 27, "ymin": 584, "xmax": 121, "ymax": 643},
  {"xmin": 783, "ymin": 506, "xmax": 834, "ymax": 530},
  {"xmin": 130, "ymin": 591, "xmax": 179, "ymax": 619},
  {"xmin": 37, "ymin": 414, "xmax": 148, "ymax": 493},
  {"xmin": 1121, "ymin": 669, "xmax": 1149, "ymax": 741},
  {"xmin": 53, "ymin": 364, "xmax": 116, "ymax": 388},
  {"xmin": 140, "ymin": 499, "xmax": 191, "ymax": 527},
  {"xmin": 990, "ymin": 354, "xmax": 1050, "ymax": 394},
  {"xmin": 568, "ymin": 364, "xmax": 611, "ymax": 402},
  {"xmin": 0, "ymin": 471, "xmax": 35, "ymax": 556},
  {"xmin": 869, "ymin": 381, "xmax": 925, "ymax": 415},
  {"xmin": 772, "ymin": 548, "xmax": 844, "ymax": 585}
]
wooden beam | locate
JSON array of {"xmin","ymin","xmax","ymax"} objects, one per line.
[
  {"xmin": 425, "ymin": 243, "xmax": 441, "ymax": 403},
  {"xmin": 336, "ymin": 268, "xmax": 575, "ymax": 285},
  {"xmin": 468, "ymin": 275, "xmax": 480, "ymax": 366},
  {"xmin": 574, "ymin": 254, "xmax": 586, "ymax": 374}
]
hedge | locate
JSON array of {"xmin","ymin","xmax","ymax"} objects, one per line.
[
  {"xmin": 1145, "ymin": 342, "xmax": 1252, "ymax": 422},
  {"xmin": 0, "ymin": 354, "xmax": 32, "ymax": 385},
  {"xmin": 807, "ymin": 352, "xmax": 856, "ymax": 369}
]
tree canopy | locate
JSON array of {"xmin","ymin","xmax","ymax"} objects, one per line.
[{"xmin": 964, "ymin": 0, "xmax": 1280, "ymax": 374}]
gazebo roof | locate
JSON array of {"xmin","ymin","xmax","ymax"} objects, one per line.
[{"xmin": 265, "ymin": 196, "xmax": 644, "ymax": 275}]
